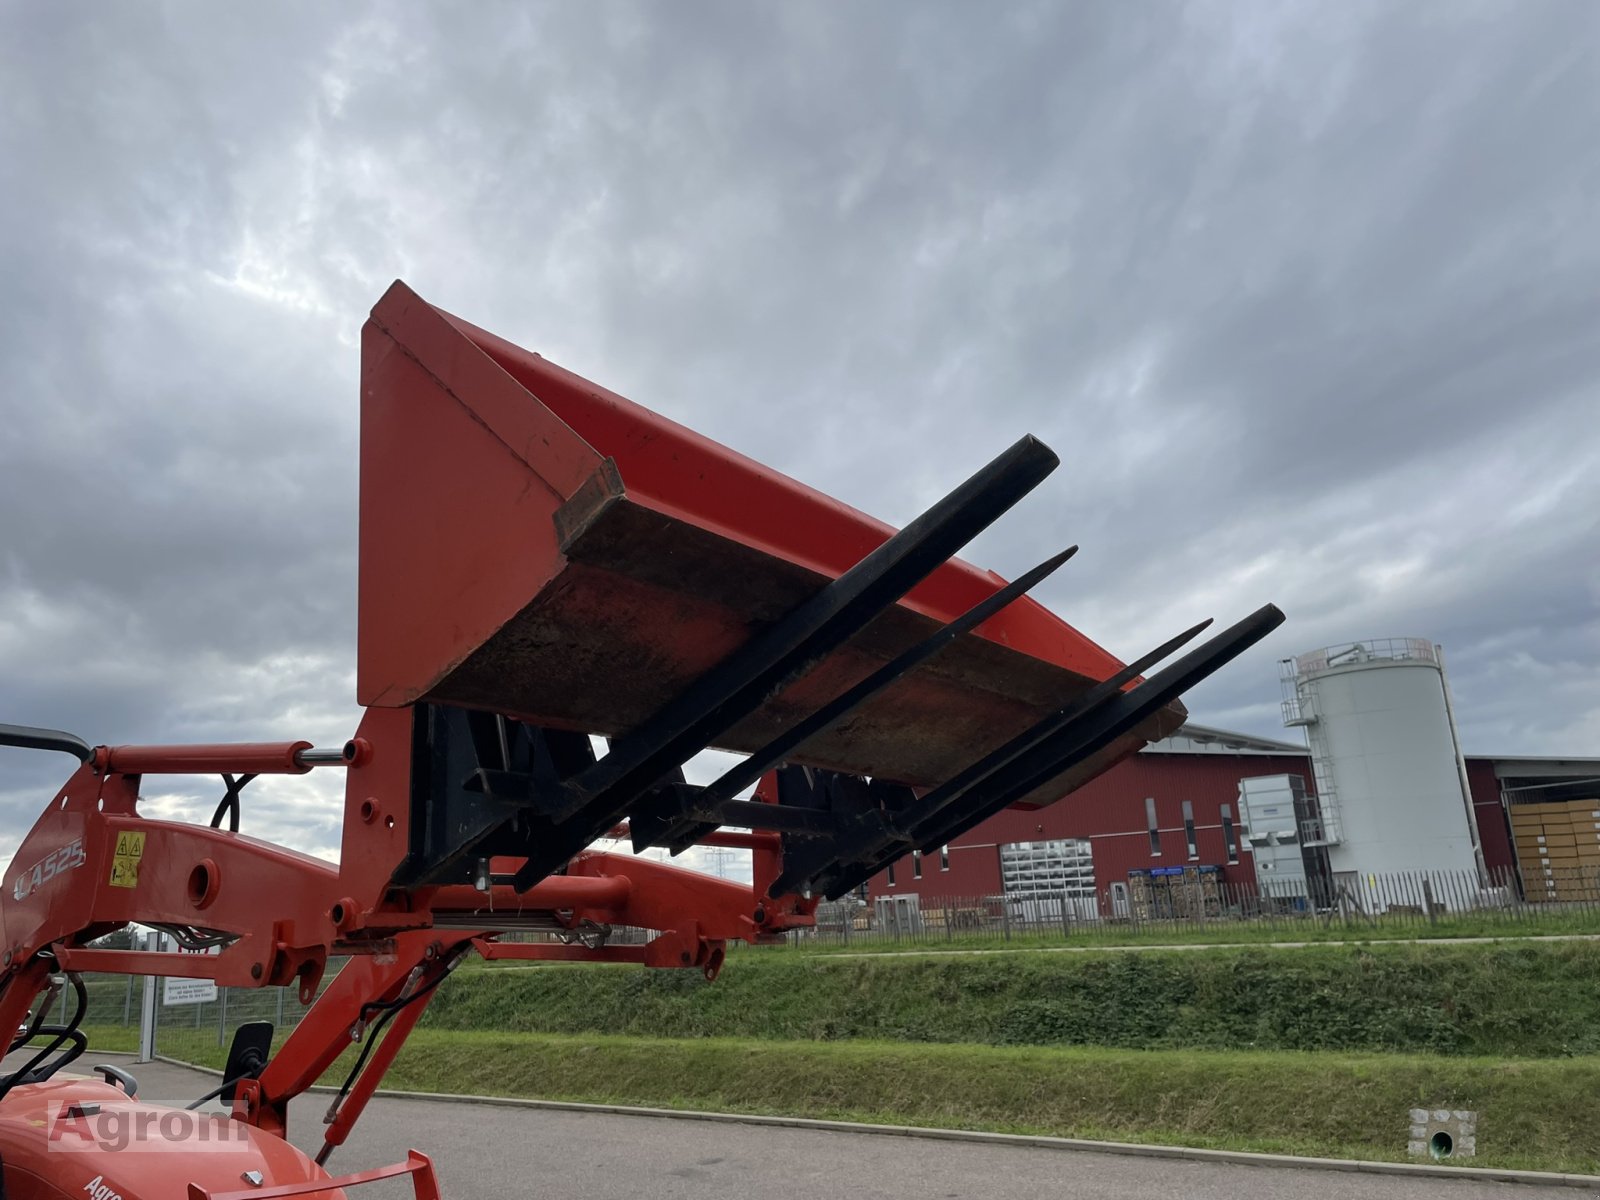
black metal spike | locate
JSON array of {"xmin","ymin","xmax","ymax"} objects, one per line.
[
  {"xmin": 896, "ymin": 617, "xmax": 1218, "ymax": 835},
  {"xmin": 510, "ymin": 434, "xmax": 1061, "ymax": 890},
  {"xmin": 914, "ymin": 605, "xmax": 1283, "ymax": 847},
  {"xmin": 768, "ymin": 615, "xmax": 1217, "ymax": 897},
  {"xmin": 641, "ymin": 545, "xmax": 1079, "ymax": 855},
  {"xmin": 815, "ymin": 604, "xmax": 1285, "ymax": 898}
]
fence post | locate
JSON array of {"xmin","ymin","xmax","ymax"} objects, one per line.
[
  {"xmin": 138, "ymin": 974, "xmax": 157, "ymax": 1062},
  {"xmin": 123, "ymin": 973, "xmax": 134, "ymax": 1026},
  {"xmin": 1422, "ymin": 878, "xmax": 1437, "ymax": 925},
  {"xmin": 137, "ymin": 929, "xmax": 159, "ymax": 1063},
  {"xmin": 1061, "ymin": 891, "xmax": 1072, "ymax": 940},
  {"xmin": 217, "ymin": 988, "xmax": 229, "ymax": 1048},
  {"xmin": 1001, "ymin": 897, "xmax": 1012, "ymax": 941},
  {"xmin": 275, "ymin": 986, "xmax": 285, "ymax": 1027}
]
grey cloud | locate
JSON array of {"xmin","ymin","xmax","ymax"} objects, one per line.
[{"xmin": 1, "ymin": 1, "xmax": 1596, "ymax": 865}]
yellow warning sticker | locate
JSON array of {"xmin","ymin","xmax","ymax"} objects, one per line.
[{"xmin": 109, "ymin": 831, "xmax": 146, "ymax": 889}]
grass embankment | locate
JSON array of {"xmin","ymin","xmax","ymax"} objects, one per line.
[
  {"xmin": 777, "ymin": 907, "xmax": 1600, "ymax": 953},
  {"xmin": 91, "ymin": 941, "xmax": 1600, "ymax": 1175},
  {"xmin": 85, "ymin": 1024, "xmax": 1600, "ymax": 1175},
  {"xmin": 432, "ymin": 941, "xmax": 1600, "ymax": 1056}
]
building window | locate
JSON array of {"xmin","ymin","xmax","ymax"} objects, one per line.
[
  {"xmin": 1182, "ymin": 800, "xmax": 1199, "ymax": 861},
  {"xmin": 940, "ymin": 844, "xmax": 950, "ymax": 872},
  {"xmin": 886, "ymin": 862, "xmax": 896, "ymax": 887},
  {"xmin": 998, "ymin": 839, "xmax": 1095, "ymax": 897},
  {"xmin": 912, "ymin": 850, "xmax": 923, "ymax": 880},
  {"xmin": 1145, "ymin": 797, "xmax": 1161, "ymax": 856},
  {"xmin": 1221, "ymin": 804, "xmax": 1239, "ymax": 864}
]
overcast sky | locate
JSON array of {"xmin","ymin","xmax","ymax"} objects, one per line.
[{"xmin": 1, "ymin": 2, "xmax": 1596, "ymax": 870}]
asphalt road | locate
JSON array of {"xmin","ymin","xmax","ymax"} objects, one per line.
[{"xmin": 85, "ymin": 1058, "xmax": 1574, "ymax": 1200}]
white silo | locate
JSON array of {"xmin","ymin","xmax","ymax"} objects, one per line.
[{"xmin": 1280, "ymin": 639, "xmax": 1485, "ymax": 905}]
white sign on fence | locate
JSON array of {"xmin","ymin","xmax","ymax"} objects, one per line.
[{"xmin": 162, "ymin": 976, "xmax": 218, "ymax": 1005}]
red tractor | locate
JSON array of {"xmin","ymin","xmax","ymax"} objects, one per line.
[{"xmin": 0, "ymin": 283, "xmax": 1281, "ymax": 1198}]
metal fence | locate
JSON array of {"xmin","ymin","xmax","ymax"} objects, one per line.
[
  {"xmin": 77, "ymin": 961, "xmax": 339, "ymax": 1066},
  {"xmin": 785, "ymin": 865, "xmax": 1600, "ymax": 948}
]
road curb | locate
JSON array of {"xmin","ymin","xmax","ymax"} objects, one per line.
[{"xmin": 137, "ymin": 1053, "xmax": 1598, "ymax": 1189}]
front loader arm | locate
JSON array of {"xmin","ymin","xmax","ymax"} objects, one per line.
[
  {"xmin": 239, "ymin": 929, "xmax": 469, "ymax": 1151},
  {"xmin": 0, "ymin": 746, "xmax": 350, "ymax": 1044},
  {"xmin": 0, "ymin": 725, "xmax": 805, "ymax": 1150}
]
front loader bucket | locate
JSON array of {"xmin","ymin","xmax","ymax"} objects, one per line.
[
  {"xmin": 360, "ymin": 281, "xmax": 1286, "ymax": 896},
  {"xmin": 358, "ymin": 282, "xmax": 1179, "ymax": 810},
  {"xmin": 363, "ymin": 284, "xmax": 1184, "ymax": 809}
]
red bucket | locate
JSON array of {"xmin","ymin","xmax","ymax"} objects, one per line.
[{"xmin": 356, "ymin": 282, "xmax": 1181, "ymax": 805}]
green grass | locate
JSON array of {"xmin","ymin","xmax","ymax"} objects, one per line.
[
  {"xmin": 84, "ymin": 1024, "xmax": 1600, "ymax": 1176},
  {"xmin": 82, "ymin": 1024, "xmax": 139, "ymax": 1053},
  {"xmin": 80, "ymin": 937, "xmax": 1600, "ymax": 1177},
  {"xmin": 772, "ymin": 908, "xmax": 1600, "ymax": 954},
  {"xmin": 428, "ymin": 940, "xmax": 1600, "ymax": 1057}
]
